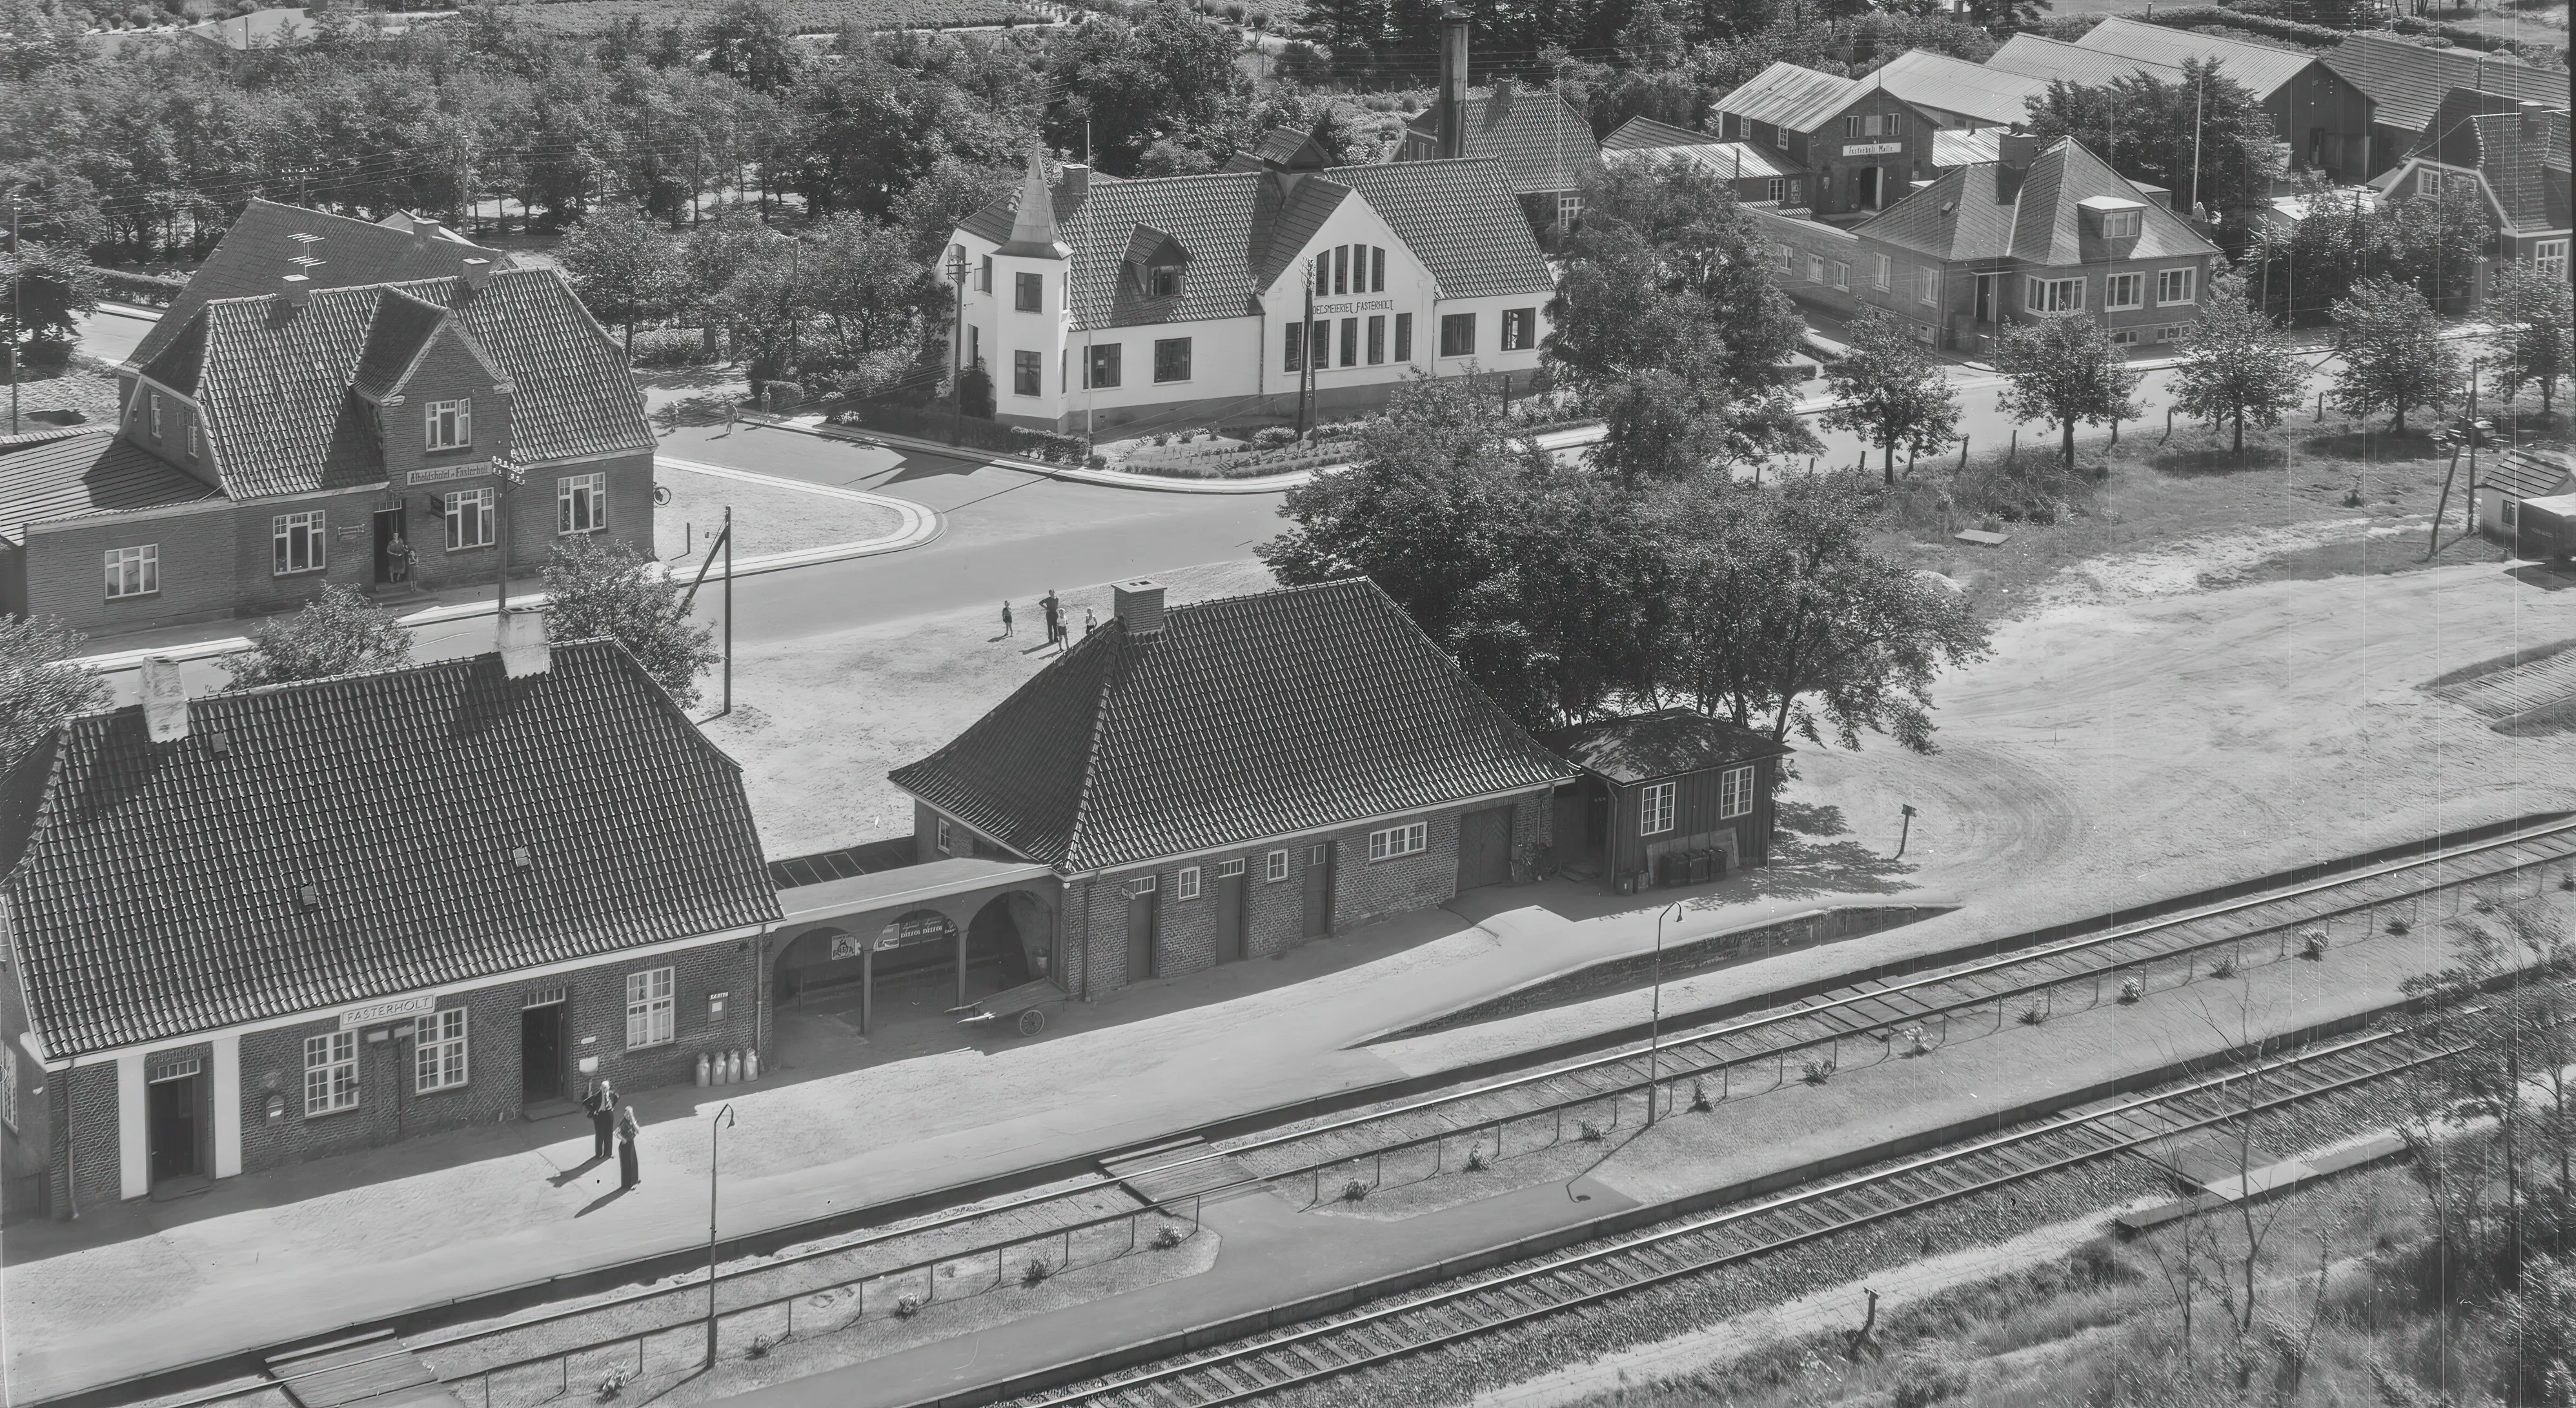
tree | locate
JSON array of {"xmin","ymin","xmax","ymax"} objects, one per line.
[
  {"xmin": 0, "ymin": 616, "xmax": 106, "ymax": 774},
  {"xmin": 799, "ymin": 212, "xmax": 938, "ymax": 359},
  {"xmin": 2489, "ymin": 259, "xmax": 2573, "ymax": 416},
  {"xmin": 2329, "ymin": 276, "xmax": 2462, "ymax": 434},
  {"xmin": 1295, "ymin": 0, "xmax": 1383, "ymax": 67},
  {"xmin": 698, "ymin": 0, "xmax": 802, "ymax": 94},
  {"xmin": 1818, "ymin": 307, "xmax": 1962, "ymax": 483},
  {"xmin": 1045, "ymin": 5, "xmax": 1250, "ymax": 177},
  {"xmin": 1993, "ymin": 314, "xmax": 2144, "ymax": 467},
  {"xmin": 1656, "ymin": 470, "xmax": 1990, "ymax": 751},
  {"xmin": 2171, "ymin": 267, "xmax": 2309, "ymax": 454},
  {"xmin": 1, "ymin": 241, "xmax": 103, "ymax": 368},
  {"xmin": 223, "ymin": 584, "xmax": 414, "ymax": 690},
  {"xmin": 554, "ymin": 206, "xmax": 679, "ymax": 361},
  {"xmin": 2023, "ymin": 61, "xmax": 2284, "ymax": 223},
  {"xmin": 542, "ymin": 536, "xmax": 719, "ymax": 708}
]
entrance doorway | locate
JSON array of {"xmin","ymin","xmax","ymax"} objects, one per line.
[
  {"xmin": 1126, "ymin": 881, "xmax": 1159, "ymax": 981},
  {"xmin": 372, "ymin": 508, "xmax": 412, "ymax": 587},
  {"xmin": 520, "ymin": 1005, "xmax": 563, "ymax": 1101},
  {"xmin": 1856, "ymin": 166, "xmax": 1881, "ymax": 210},
  {"xmin": 1215, "ymin": 863, "xmax": 1248, "ymax": 963},
  {"xmin": 1300, "ymin": 842, "xmax": 1334, "ymax": 939},
  {"xmin": 1457, "ymin": 806, "xmax": 1515, "ymax": 891},
  {"xmin": 1974, "ymin": 274, "xmax": 1996, "ymax": 323},
  {"xmin": 147, "ymin": 1068, "xmax": 201, "ymax": 1184}
]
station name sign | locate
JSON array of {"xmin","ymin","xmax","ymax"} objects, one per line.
[
  {"xmin": 341, "ymin": 994, "xmax": 439, "ymax": 1029},
  {"xmin": 1311, "ymin": 299, "xmax": 1395, "ymax": 316},
  {"xmin": 1841, "ymin": 142, "xmax": 1903, "ymax": 157}
]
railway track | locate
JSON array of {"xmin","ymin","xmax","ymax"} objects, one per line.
[{"xmin": 1019, "ymin": 1021, "xmax": 2463, "ymax": 1408}]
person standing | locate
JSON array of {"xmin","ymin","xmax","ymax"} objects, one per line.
[
  {"xmin": 1084, "ymin": 607, "xmax": 1099, "ymax": 636},
  {"xmin": 585, "ymin": 1078, "xmax": 618, "ymax": 1162},
  {"xmin": 616, "ymin": 1103, "xmax": 642, "ymax": 1191},
  {"xmin": 1041, "ymin": 590, "xmax": 1062, "ymax": 645},
  {"xmin": 1000, "ymin": 601, "xmax": 1014, "ymax": 637}
]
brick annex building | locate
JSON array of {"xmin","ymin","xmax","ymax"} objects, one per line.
[
  {"xmin": 0, "ymin": 636, "xmax": 776, "ymax": 1216},
  {"xmin": 887, "ymin": 579, "xmax": 1577, "ymax": 996},
  {"xmin": 0, "ymin": 201, "xmax": 655, "ymax": 636}
]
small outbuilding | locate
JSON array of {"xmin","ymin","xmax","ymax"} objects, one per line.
[
  {"xmin": 1541, "ymin": 709, "xmax": 1792, "ymax": 893},
  {"xmin": 2479, "ymin": 448, "xmax": 2576, "ymax": 548}
]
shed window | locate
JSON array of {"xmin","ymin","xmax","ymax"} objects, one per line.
[
  {"xmin": 1177, "ymin": 866, "xmax": 1201, "ymax": 900},
  {"xmin": 1719, "ymin": 765, "xmax": 1756, "ymax": 820},
  {"xmin": 414, "ymin": 1008, "xmax": 469, "ymax": 1093},
  {"xmin": 1368, "ymin": 821, "xmax": 1428, "ymax": 861},
  {"xmin": 626, "ymin": 967, "xmax": 676, "ymax": 1049},
  {"xmin": 305, "ymin": 1031, "xmax": 359, "ymax": 1116},
  {"xmin": 1266, "ymin": 849, "xmax": 1290, "ymax": 881},
  {"xmin": 1641, "ymin": 781, "xmax": 1676, "ymax": 836}
]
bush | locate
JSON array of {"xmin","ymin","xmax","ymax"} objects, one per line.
[
  {"xmin": 1020, "ymin": 1257, "xmax": 1053, "ymax": 1287},
  {"xmin": 2018, "ymin": 1004, "xmax": 2049, "ymax": 1025},
  {"xmin": 2302, "ymin": 930, "xmax": 2329, "ymax": 960},
  {"xmin": 1464, "ymin": 1143, "xmax": 1490, "ymax": 1171},
  {"xmin": 1894, "ymin": 1347, "xmax": 1969, "ymax": 1407},
  {"xmin": 1801, "ymin": 1058, "xmax": 1835, "ymax": 1085},
  {"xmin": 1577, "ymin": 1119, "xmax": 1605, "ymax": 1143},
  {"xmin": 631, "ymin": 327, "xmax": 714, "ymax": 368},
  {"xmin": 2387, "ymin": 917, "xmax": 2410, "ymax": 936},
  {"xmin": 1340, "ymin": 1178, "xmax": 1370, "ymax": 1202},
  {"xmin": 957, "ymin": 363, "xmax": 995, "ymax": 419},
  {"xmin": 88, "ymin": 265, "xmax": 187, "ymax": 307},
  {"xmin": 893, "ymin": 1294, "xmax": 923, "ymax": 1318},
  {"xmin": 1253, "ymin": 425, "xmax": 1297, "ymax": 448},
  {"xmin": 1150, "ymin": 1223, "xmax": 1184, "ymax": 1249},
  {"xmin": 835, "ymin": 401, "xmax": 1088, "ymax": 464},
  {"xmin": 2207, "ymin": 956, "xmax": 2238, "ymax": 980},
  {"xmin": 2118, "ymin": 975, "xmax": 2144, "ymax": 1004},
  {"xmin": 1690, "ymin": 1080, "xmax": 1714, "ymax": 1110}
]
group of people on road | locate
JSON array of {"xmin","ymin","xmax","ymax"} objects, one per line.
[
  {"xmin": 583, "ymin": 1079, "xmax": 642, "ymax": 1191},
  {"xmin": 1002, "ymin": 591, "xmax": 1098, "ymax": 649}
]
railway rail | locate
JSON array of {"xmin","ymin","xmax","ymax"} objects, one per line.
[{"xmin": 98, "ymin": 820, "xmax": 2576, "ymax": 1408}]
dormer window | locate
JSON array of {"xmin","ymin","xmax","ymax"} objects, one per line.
[
  {"xmin": 426, "ymin": 397, "xmax": 471, "ymax": 450},
  {"xmin": 2102, "ymin": 209, "xmax": 2142, "ymax": 238},
  {"xmin": 1150, "ymin": 265, "xmax": 1182, "ymax": 298},
  {"xmin": 2082, "ymin": 196, "xmax": 2146, "ymax": 239}
]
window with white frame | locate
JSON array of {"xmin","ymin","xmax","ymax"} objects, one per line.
[
  {"xmin": 557, "ymin": 472, "xmax": 606, "ymax": 534},
  {"xmin": 1641, "ymin": 781, "xmax": 1676, "ymax": 836},
  {"xmin": 2156, "ymin": 324, "xmax": 2183, "ymax": 343},
  {"xmin": 104, "ymin": 544, "xmax": 159, "ymax": 599},
  {"xmin": 1266, "ymin": 849, "xmax": 1289, "ymax": 882},
  {"xmin": 148, "ymin": 390, "xmax": 163, "ymax": 437},
  {"xmin": 272, "ymin": 510, "xmax": 327, "ymax": 574},
  {"xmin": 2111, "ymin": 327, "xmax": 2140, "ymax": 346},
  {"xmin": 1873, "ymin": 254, "xmax": 1892, "ymax": 290},
  {"xmin": 414, "ymin": 1008, "xmax": 468, "ymax": 1092},
  {"xmin": 625, "ymin": 967, "xmax": 676, "ymax": 1049},
  {"xmin": 1807, "ymin": 255, "xmax": 1824, "ymax": 283},
  {"xmin": 1308, "ymin": 842, "xmax": 1329, "ymax": 867},
  {"xmin": 1831, "ymin": 261, "xmax": 1850, "ymax": 290},
  {"xmin": 304, "ymin": 1031, "xmax": 359, "ymax": 1116},
  {"xmin": 2534, "ymin": 240, "xmax": 2568, "ymax": 278},
  {"xmin": 1718, "ymin": 765, "xmax": 1756, "ymax": 820},
  {"xmin": 444, "ymin": 488, "xmax": 494, "ymax": 550},
  {"xmin": 1918, "ymin": 267, "xmax": 1939, "ymax": 306},
  {"xmin": 937, "ymin": 816, "xmax": 954, "ymax": 854},
  {"xmin": 2156, "ymin": 268, "xmax": 2196, "ymax": 305},
  {"xmin": 2504, "ymin": 498, "xmax": 2519, "ymax": 527},
  {"xmin": 2104, "ymin": 273, "xmax": 2144, "ymax": 310},
  {"xmin": 1128, "ymin": 873, "xmax": 1158, "ymax": 898},
  {"xmin": 1177, "ymin": 866, "xmax": 1201, "ymax": 901},
  {"xmin": 1777, "ymin": 242, "xmax": 1796, "ymax": 270},
  {"xmin": 1368, "ymin": 821, "xmax": 1428, "ymax": 861},
  {"xmin": 425, "ymin": 398, "xmax": 471, "ymax": 450},
  {"xmin": 2419, "ymin": 168, "xmax": 2442, "ymax": 197},
  {"xmin": 1219, "ymin": 858, "xmax": 1246, "ymax": 878},
  {"xmin": 1767, "ymin": 177, "xmax": 1794, "ymax": 203},
  {"xmin": 2026, "ymin": 276, "xmax": 2085, "ymax": 314},
  {"xmin": 1557, "ymin": 193, "xmax": 1585, "ymax": 227},
  {"xmin": 2100, "ymin": 208, "xmax": 2142, "ymax": 239},
  {"xmin": 187, "ymin": 408, "xmax": 201, "ymax": 459}
]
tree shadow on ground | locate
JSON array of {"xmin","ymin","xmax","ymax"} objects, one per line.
[
  {"xmin": 2303, "ymin": 429, "xmax": 2448, "ymax": 463},
  {"xmin": 1775, "ymin": 800, "xmax": 1849, "ymax": 840},
  {"xmin": 2147, "ymin": 442, "xmax": 2298, "ymax": 477},
  {"xmin": 1723, "ymin": 837, "xmax": 1921, "ymax": 901}
]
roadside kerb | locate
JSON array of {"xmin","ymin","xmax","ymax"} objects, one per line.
[
  {"xmin": 67, "ymin": 458, "xmax": 938, "ymax": 675},
  {"xmin": 26, "ymin": 810, "xmax": 2556, "ymax": 1408}
]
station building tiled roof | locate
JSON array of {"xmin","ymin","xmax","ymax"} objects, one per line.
[
  {"xmin": 0, "ymin": 429, "xmax": 221, "ymax": 545},
  {"xmin": 0, "ymin": 641, "xmax": 780, "ymax": 1060},
  {"xmin": 889, "ymin": 579, "xmax": 1576, "ymax": 874}
]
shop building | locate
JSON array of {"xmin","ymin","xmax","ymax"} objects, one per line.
[
  {"xmin": 1708, "ymin": 62, "xmax": 1943, "ymax": 221},
  {"xmin": 0, "ymin": 636, "xmax": 778, "ymax": 1219}
]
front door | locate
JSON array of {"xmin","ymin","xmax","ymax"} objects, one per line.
[
  {"xmin": 1857, "ymin": 166, "xmax": 1881, "ymax": 210},
  {"xmin": 1126, "ymin": 885, "xmax": 1157, "ymax": 982},
  {"xmin": 373, "ymin": 508, "xmax": 411, "ymax": 586},
  {"xmin": 1457, "ymin": 806, "xmax": 1516, "ymax": 892},
  {"xmin": 148, "ymin": 1073, "xmax": 200, "ymax": 1183},
  {"xmin": 520, "ymin": 1006, "xmax": 562, "ymax": 1101},
  {"xmin": 1215, "ymin": 868, "xmax": 1248, "ymax": 963},
  {"xmin": 1300, "ymin": 842, "xmax": 1334, "ymax": 939},
  {"xmin": 1974, "ymin": 274, "xmax": 1996, "ymax": 323}
]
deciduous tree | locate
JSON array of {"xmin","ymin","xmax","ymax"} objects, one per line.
[
  {"xmin": 2489, "ymin": 259, "xmax": 2573, "ymax": 416},
  {"xmin": 0, "ymin": 616, "xmax": 106, "ymax": 774},
  {"xmin": 2023, "ymin": 61, "xmax": 2284, "ymax": 222},
  {"xmin": 223, "ymin": 584, "xmax": 414, "ymax": 690},
  {"xmin": 2171, "ymin": 268, "xmax": 2309, "ymax": 453},
  {"xmin": 1993, "ymin": 313, "xmax": 2143, "ymax": 467},
  {"xmin": 2329, "ymin": 275, "xmax": 2462, "ymax": 434},
  {"xmin": 1819, "ymin": 307, "xmax": 1962, "ymax": 483},
  {"xmin": 543, "ymin": 536, "xmax": 720, "ymax": 708},
  {"xmin": 1, "ymin": 241, "xmax": 101, "ymax": 361},
  {"xmin": 554, "ymin": 206, "xmax": 680, "ymax": 361}
]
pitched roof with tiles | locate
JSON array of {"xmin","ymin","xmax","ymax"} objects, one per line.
[
  {"xmin": 957, "ymin": 158, "xmax": 1552, "ymax": 328},
  {"xmin": 1987, "ymin": 32, "xmax": 2189, "ymax": 91},
  {"xmin": 2072, "ymin": 16, "xmax": 2319, "ymax": 100},
  {"xmin": 0, "ymin": 430, "xmax": 222, "ymax": 545},
  {"xmin": 1858, "ymin": 136, "xmax": 2218, "ymax": 265},
  {"xmin": 889, "ymin": 579, "xmax": 1576, "ymax": 873},
  {"xmin": 2409, "ymin": 88, "xmax": 2573, "ymax": 233},
  {"xmin": 0, "ymin": 641, "xmax": 779, "ymax": 1060},
  {"xmin": 128, "ymin": 199, "xmax": 509, "ymax": 374},
  {"xmin": 1871, "ymin": 50, "xmax": 2051, "ymax": 128},
  {"xmin": 1712, "ymin": 61, "xmax": 1867, "ymax": 133},
  {"xmin": 2324, "ymin": 34, "xmax": 2570, "ymax": 136},
  {"xmin": 1401, "ymin": 83, "xmax": 1601, "ymax": 194},
  {"xmin": 1603, "ymin": 116, "xmax": 1716, "ymax": 152},
  {"xmin": 139, "ymin": 267, "xmax": 653, "ymax": 500},
  {"xmin": 1539, "ymin": 708, "xmax": 1790, "ymax": 785}
]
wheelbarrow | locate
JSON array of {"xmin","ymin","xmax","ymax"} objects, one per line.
[{"xmin": 948, "ymin": 978, "xmax": 1068, "ymax": 1037}]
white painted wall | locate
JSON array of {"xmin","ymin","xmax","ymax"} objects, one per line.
[
  {"xmin": 212, "ymin": 1033, "xmax": 242, "ymax": 1178},
  {"xmin": 116, "ymin": 1051, "xmax": 147, "ymax": 1200}
]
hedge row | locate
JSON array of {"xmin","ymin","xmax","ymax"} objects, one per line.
[
  {"xmin": 832, "ymin": 401, "xmax": 1091, "ymax": 463},
  {"xmin": 88, "ymin": 267, "xmax": 188, "ymax": 307}
]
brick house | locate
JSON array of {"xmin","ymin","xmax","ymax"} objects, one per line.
[
  {"xmin": 1603, "ymin": 117, "xmax": 1810, "ymax": 207},
  {"xmin": 1708, "ymin": 63, "xmax": 1943, "ymax": 221},
  {"xmin": 2, "ymin": 208, "xmax": 649, "ymax": 638},
  {"xmin": 2369, "ymin": 88, "xmax": 2571, "ymax": 298},
  {"xmin": 888, "ymin": 578, "xmax": 1574, "ymax": 999},
  {"xmin": 1749, "ymin": 134, "xmax": 2221, "ymax": 357},
  {"xmin": 0, "ymin": 638, "xmax": 777, "ymax": 1218}
]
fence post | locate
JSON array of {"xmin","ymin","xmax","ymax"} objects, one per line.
[
  {"xmin": 2164, "ymin": 407, "xmax": 2176, "ymax": 442},
  {"xmin": 1958, "ymin": 436, "xmax": 1969, "ymax": 471},
  {"xmin": 2007, "ymin": 427, "xmax": 2018, "ymax": 468}
]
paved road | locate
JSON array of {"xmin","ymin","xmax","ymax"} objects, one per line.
[{"xmin": 72, "ymin": 306, "xmax": 156, "ymax": 367}]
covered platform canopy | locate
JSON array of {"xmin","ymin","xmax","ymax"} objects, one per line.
[{"xmin": 773, "ymin": 854, "xmax": 1060, "ymax": 1033}]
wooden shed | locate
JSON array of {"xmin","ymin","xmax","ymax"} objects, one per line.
[
  {"xmin": 2479, "ymin": 448, "xmax": 2576, "ymax": 549},
  {"xmin": 1540, "ymin": 709, "xmax": 1791, "ymax": 894}
]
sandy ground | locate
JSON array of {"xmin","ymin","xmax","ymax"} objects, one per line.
[{"xmin": 654, "ymin": 461, "xmax": 908, "ymax": 563}]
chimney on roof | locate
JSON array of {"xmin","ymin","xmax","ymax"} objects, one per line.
[
  {"xmin": 279, "ymin": 272, "xmax": 311, "ymax": 307},
  {"xmin": 498, "ymin": 607, "xmax": 552, "ymax": 678},
  {"xmin": 1437, "ymin": 8, "xmax": 1470, "ymax": 161},
  {"xmin": 2520, "ymin": 101, "xmax": 2548, "ymax": 139},
  {"xmin": 1996, "ymin": 133, "xmax": 2041, "ymax": 172},
  {"xmin": 140, "ymin": 656, "xmax": 190, "ymax": 743},
  {"xmin": 1113, "ymin": 579, "xmax": 1167, "ymax": 637},
  {"xmin": 460, "ymin": 257, "xmax": 493, "ymax": 292},
  {"xmin": 1492, "ymin": 75, "xmax": 1515, "ymax": 111},
  {"xmin": 1062, "ymin": 163, "xmax": 1090, "ymax": 203}
]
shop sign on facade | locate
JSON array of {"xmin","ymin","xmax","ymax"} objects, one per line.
[{"xmin": 340, "ymin": 994, "xmax": 439, "ymax": 1029}]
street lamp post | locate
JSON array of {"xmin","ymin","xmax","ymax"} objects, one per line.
[
  {"xmin": 705, "ymin": 1103, "xmax": 736, "ymax": 1367},
  {"xmin": 1646, "ymin": 902, "xmax": 1682, "ymax": 1126},
  {"xmin": 948, "ymin": 247, "xmax": 969, "ymax": 447}
]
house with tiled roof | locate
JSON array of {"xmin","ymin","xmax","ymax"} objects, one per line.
[
  {"xmin": 888, "ymin": 578, "xmax": 1574, "ymax": 996},
  {"xmin": 2322, "ymin": 35, "xmax": 2568, "ymax": 177},
  {"xmin": 1394, "ymin": 79, "xmax": 1603, "ymax": 236},
  {"xmin": 5, "ymin": 206, "xmax": 650, "ymax": 636},
  {"xmin": 1708, "ymin": 62, "xmax": 1944, "ymax": 221},
  {"xmin": 2071, "ymin": 17, "xmax": 2371, "ymax": 177},
  {"xmin": 948, "ymin": 145, "xmax": 1555, "ymax": 434},
  {"xmin": 1745, "ymin": 134, "xmax": 2220, "ymax": 356},
  {"xmin": 0, "ymin": 638, "xmax": 778, "ymax": 1214},
  {"xmin": 2371, "ymin": 88, "xmax": 2571, "ymax": 296},
  {"xmin": 1602, "ymin": 117, "xmax": 1810, "ymax": 206}
]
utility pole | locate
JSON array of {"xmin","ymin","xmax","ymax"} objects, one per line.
[
  {"xmin": 1645, "ymin": 902, "xmax": 1681, "ymax": 1125},
  {"xmin": 948, "ymin": 246, "xmax": 968, "ymax": 445},
  {"xmin": 705, "ymin": 1103, "xmax": 736, "ymax": 1367},
  {"xmin": 492, "ymin": 456, "xmax": 520, "ymax": 625},
  {"xmin": 2187, "ymin": 65, "xmax": 2206, "ymax": 225},
  {"xmin": 1295, "ymin": 263, "xmax": 1315, "ymax": 439},
  {"xmin": 8, "ymin": 190, "xmax": 19, "ymax": 438},
  {"xmin": 720, "ymin": 504, "xmax": 733, "ymax": 719}
]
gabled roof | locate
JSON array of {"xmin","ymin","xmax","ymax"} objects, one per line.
[
  {"xmin": 1871, "ymin": 50, "xmax": 2049, "ymax": 128},
  {"xmin": 348, "ymin": 287, "xmax": 456, "ymax": 400},
  {"xmin": 2407, "ymin": 89, "xmax": 2573, "ymax": 232},
  {"xmin": 2486, "ymin": 447, "xmax": 2576, "ymax": 501},
  {"xmin": 1603, "ymin": 116, "xmax": 1716, "ymax": 152},
  {"xmin": 2073, "ymin": 16, "xmax": 2318, "ymax": 101},
  {"xmin": 1402, "ymin": 83, "xmax": 1601, "ymax": 194},
  {"xmin": 1328, "ymin": 161, "xmax": 1557, "ymax": 297},
  {"xmin": 140, "ymin": 267, "xmax": 651, "ymax": 500},
  {"xmin": 889, "ymin": 579, "xmax": 1576, "ymax": 873},
  {"xmin": 1712, "ymin": 62, "xmax": 1867, "ymax": 134},
  {"xmin": 127, "ymin": 199, "xmax": 511, "ymax": 376},
  {"xmin": 0, "ymin": 430, "xmax": 221, "ymax": 545},
  {"xmin": 1987, "ymin": 32, "xmax": 2185, "ymax": 90},
  {"xmin": 0, "ymin": 642, "xmax": 779, "ymax": 1060},
  {"xmin": 1603, "ymin": 137, "xmax": 1804, "ymax": 181},
  {"xmin": 2323, "ymin": 34, "xmax": 2570, "ymax": 136},
  {"xmin": 1539, "ymin": 708, "xmax": 1790, "ymax": 785},
  {"xmin": 1858, "ymin": 136, "xmax": 2218, "ymax": 265}
]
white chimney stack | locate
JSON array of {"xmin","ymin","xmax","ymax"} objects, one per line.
[
  {"xmin": 279, "ymin": 272, "xmax": 311, "ymax": 307},
  {"xmin": 460, "ymin": 257, "xmax": 493, "ymax": 292},
  {"xmin": 1113, "ymin": 579, "xmax": 1168, "ymax": 636},
  {"xmin": 499, "ymin": 608, "xmax": 552, "ymax": 678},
  {"xmin": 140, "ymin": 656, "xmax": 190, "ymax": 743}
]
